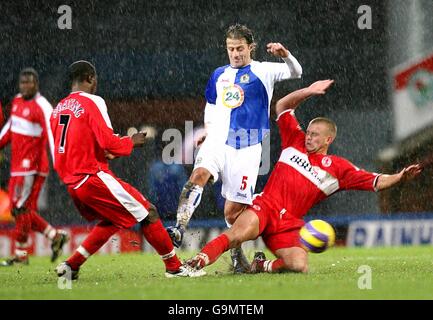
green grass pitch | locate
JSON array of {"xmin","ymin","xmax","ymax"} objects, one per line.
[{"xmin": 1, "ymin": 246, "xmax": 433, "ymax": 300}]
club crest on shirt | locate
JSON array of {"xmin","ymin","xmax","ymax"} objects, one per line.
[
  {"xmin": 240, "ymin": 74, "xmax": 250, "ymax": 83},
  {"xmin": 222, "ymin": 84, "xmax": 244, "ymax": 109},
  {"xmin": 321, "ymin": 156, "xmax": 332, "ymax": 167}
]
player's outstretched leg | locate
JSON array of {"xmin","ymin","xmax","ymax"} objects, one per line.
[
  {"xmin": 250, "ymin": 248, "xmax": 308, "ymax": 274},
  {"xmin": 167, "ymin": 170, "xmax": 208, "ymax": 247},
  {"xmin": 187, "ymin": 208, "xmax": 260, "ymax": 272},
  {"xmin": 55, "ymin": 221, "xmax": 119, "ymax": 280},
  {"xmin": 141, "ymin": 205, "xmax": 205, "ymax": 278}
]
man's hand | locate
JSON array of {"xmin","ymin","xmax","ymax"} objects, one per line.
[
  {"xmin": 131, "ymin": 132, "xmax": 147, "ymax": 147},
  {"xmin": 307, "ymin": 79, "xmax": 335, "ymax": 95},
  {"xmin": 398, "ymin": 164, "xmax": 423, "ymax": 183},
  {"xmin": 104, "ymin": 151, "xmax": 117, "ymax": 160},
  {"xmin": 376, "ymin": 163, "xmax": 422, "ymax": 191},
  {"xmin": 266, "ymin": 42, "xmax": 289, "ymax": 58}
]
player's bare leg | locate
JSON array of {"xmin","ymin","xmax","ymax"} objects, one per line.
[
  {"xmin": 187, "ymin": 209, "xmax": 259, "ymax": 270},
  {"xmin": 251, "ymin": 247, "xmax": 308, "ymax": 274},
  {"xmin": 224, "ymin": 200, "xmax": 250, "ymax": 273},
  {"xmin": 166, "ymin": 167, "xmax": 211, "ymax": 247}
]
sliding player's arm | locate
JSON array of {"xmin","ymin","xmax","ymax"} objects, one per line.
[{"xmin": 275, "ymin": 79, "xmax": 334, "ymax": 116}]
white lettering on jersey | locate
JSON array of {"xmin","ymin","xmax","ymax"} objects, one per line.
[
  {"xmin": 53, "ymin": 98, "xmax": 84, "ymax": 118},
  {"xmin": 279, "ymin": 147, "xmax": 339, "ymax": 196}
]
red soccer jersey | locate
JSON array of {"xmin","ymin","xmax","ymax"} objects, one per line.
[
  {"xmin": 255, "ymin": 109, "xmax": 379, "ymax": 228},
  {"xmin": 51, "ymin": 91, "xmax": 133, "ymax": 186},
  {"xmin": 0, "ymin": 93, "xmax": 53, "ymax": 176}
]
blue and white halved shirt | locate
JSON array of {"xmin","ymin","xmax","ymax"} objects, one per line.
[{"xmin": 204, "ymin": 56, "xmax": 302, "ymax": 149}]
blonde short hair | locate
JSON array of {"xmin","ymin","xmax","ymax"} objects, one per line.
[{"xmin": 309, "ymin": 117, "xmax": 337, "ymax": 138}]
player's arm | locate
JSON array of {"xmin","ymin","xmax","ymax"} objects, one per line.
[
  {"xmin": 275, "ymin": 80, "xmax": 334, "ymax": 116},
  {"xmin": 266, "ymin": 42, "xmax": 302, "ymax": 79},
  {"xmin": 375, "ymin": 164, "xmax": 422, "ymax": 191},
  {"xmin": 87, "ymin": 97, "xmax": 142, "ymax": 157}
]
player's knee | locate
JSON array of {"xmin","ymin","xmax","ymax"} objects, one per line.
[
  {"xmin": 284, "ymin": 257, "xmax": 308, "ymax": 273},
  {"xmin": 141, "ymin": 204, "xmax": 160, "ymax": 225},
  {"xmin": 189, "ymin": 169, "xmax": 210, "ymax": 186}
]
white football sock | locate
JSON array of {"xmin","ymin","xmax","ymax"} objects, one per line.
[{"xmin": 176, "ymin": 182, "xmax": 203, "ymax": 229}]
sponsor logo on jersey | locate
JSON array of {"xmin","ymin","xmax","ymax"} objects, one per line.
[
  {"xmin": 222, "ymin": 84, "xmax": 244, "ymax": 109},
  {"xmin": 236, "ymin": 192, "xmax": 247, "ymax": 198},
  {"xmin": 321, "ymin": 156, "xmax": 332, "ymax": 167},
  {"xmin": 240, "ymin": 74, "xmax": 250, "ymax": 83},
  {"xmin": 279, "ymin": 147, "xmax": 339, "ymax": 196}
]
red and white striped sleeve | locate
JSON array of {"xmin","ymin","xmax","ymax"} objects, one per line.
[{"xmin": 0, "ymin": 118, "xmax": 11, "ymax": 149}]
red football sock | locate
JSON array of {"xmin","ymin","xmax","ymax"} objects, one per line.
[
  {"xmin": 200, "ymin": 234, "xmax": 230, "ymax": 266},
  {"xmin": 265, "ymin": 259, "xmax": 285, "ymax": 273},
  {"xmin": 14, "ymin": 212, "xmax": 32, "ymax": 244},
  {"xmin": 30, "ymin": 211, "xmax": 52, "ymax": 236},
  {"xmin": 141, "ymin": 219, "xmax": 182, "ymax": 271},
  {"xmin": 67, "ymin": 221, "xmax": 119, "ymax": 270}
]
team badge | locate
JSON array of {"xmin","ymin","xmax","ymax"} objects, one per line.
[
  {"xmin": 253, "ymin": 204, "xmax": 261, "ymax": 211},
  {"xmin": 222, "ymin": 84, "xmax": 244, "ymax": 109},
  {"xmin": 240, "ymin": 74, "xmax": 250, "ymax": 83},
  {"xmin": 321, "ymin": 157, "xmax": 332, "ymax": 167},
  {"xmin": 23, "ymin": 108, "xmax": 30, "ymax": 117}
]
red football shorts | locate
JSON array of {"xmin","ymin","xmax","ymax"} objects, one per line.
[
  {"xmin": 8, "ymin": 174, "xmax": 45, "ymax": 212},
  {"xmin": 67, "ymin": 171, "xmax": 151, "ymax": 229},
  {"xmin": 249, "ymin": 196, "xmax": 303, "ymax": 254}
]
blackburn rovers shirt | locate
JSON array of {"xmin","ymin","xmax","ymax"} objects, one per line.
[{"xmin": 204, "ymin": 55, "xmax": 302, "ymax": 149}]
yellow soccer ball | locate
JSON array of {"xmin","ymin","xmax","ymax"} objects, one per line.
[{"xmin": 300, "ymin": 220, "xmax": 336, "ymax": 253}]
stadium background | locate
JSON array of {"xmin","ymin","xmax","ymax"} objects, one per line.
[{"xmin": 0, "ymin": 0, "xmax": 432, "ymax": 246}]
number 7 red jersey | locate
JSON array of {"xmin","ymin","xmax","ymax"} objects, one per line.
[{"xmin": 50, "ymin": 91, "xmax": 133, "ymax": 187}]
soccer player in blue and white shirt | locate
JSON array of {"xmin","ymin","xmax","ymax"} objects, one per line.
[{"xmin": 168, "ymin": 24, "xmax": 302, "ymax": 272}]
